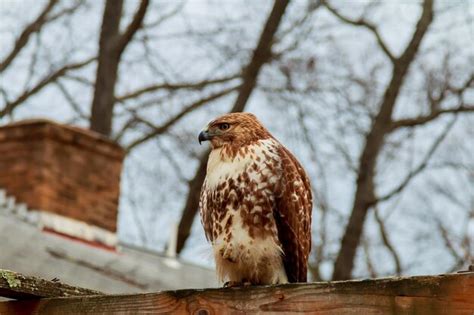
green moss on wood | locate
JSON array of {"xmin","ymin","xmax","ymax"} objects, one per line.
[{"xmin": 0, "ymin": 271, "xmax": 21, "ymax": 288}]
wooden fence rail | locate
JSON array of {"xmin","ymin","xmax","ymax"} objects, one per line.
[
  {"xmin": 0, "ymin": 269, "xmax": 102, "ymax": 300},
  {"xmin": 0, "ymin": 269, "xmax": 473, "ymax": 314}
]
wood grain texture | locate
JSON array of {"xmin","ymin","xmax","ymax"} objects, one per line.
[
  {"xmin": 0, "ymin": 273, "xmax": 472, "ymax": 314},
  {"xmin": 0, "ymin": 269, "xmax": 102, "ymax": 300}
]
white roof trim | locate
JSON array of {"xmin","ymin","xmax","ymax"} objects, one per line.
[
  {"xmin": 0, "ymin": 188, "xmax": 117, "ymax": 247},
  {"xmin": 35, "ymin": 211, "xmax": 117, "ymax": 247}
]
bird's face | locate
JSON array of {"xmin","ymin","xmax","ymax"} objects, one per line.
[{"xmin": 199, "ymin": 112, "xmax": 270, "ymax": 149}]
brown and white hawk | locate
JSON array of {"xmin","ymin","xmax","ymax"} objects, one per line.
[{"xmin": 198, "ymin": 112, "xmax": 312, "ymax": 286}]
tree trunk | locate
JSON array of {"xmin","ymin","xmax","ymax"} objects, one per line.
[
  {"xmin": 90, "ymin": 0, "xmax": 149, "ymax": 137},
  {"xmin": 332, "ymin": 0, "xmax": 434, "ymax": 280},
  {"xmin": 176, "ymin": 153, "xmax": 208, "ymax": 252},
  {"xmin": 176, "ymin": 0, "xmax": 291, "ymax": 253},
  {"xmin": 89, "ymin": 0, "xmax": 123, "ymax": 136}
]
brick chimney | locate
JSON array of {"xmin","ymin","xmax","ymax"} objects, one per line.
[{"xmin": 0, "ymin": 120, "xmax": 125, "ymax": 246}]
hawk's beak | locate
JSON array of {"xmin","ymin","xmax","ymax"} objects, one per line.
[{"xmin": 198, "ymin": 130, "xmax": 211, "ymax": 145}]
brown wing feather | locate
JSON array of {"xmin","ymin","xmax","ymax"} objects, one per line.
[
  {"xmin": 199, "ymin": 179, "xmax": 213, "ymax": 242},
  {"xmin": 274, "ymin": 145, "xmax": 312, "ymax": 282}
]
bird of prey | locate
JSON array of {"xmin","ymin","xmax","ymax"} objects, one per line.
[{"xmin": 198, "ymin": 112, "xmax": 312, "ymax": 286}]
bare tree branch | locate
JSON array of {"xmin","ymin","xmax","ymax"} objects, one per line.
[
  {"xmin": 435, "ymin": 216, "xmax": 464, "ymax": 269},
  {"xmin": 46, "ymin": 0, "xmax": 84, "ymax": 21},
  {"xmin": 116, "ymin": 0, "xmax": 150, "ymax": 56},
  {"xmin": 391, "ymin": 75, "xmax": 473, "ymax": 130},
  {"xmin": 373, "ymin": 117, "xmax": 456, "ymax": 204},
  {"xmin": 376, "ymin": 116, "xmax": 456, "ymax": 203},
  {"xmin": 54, "ymin": 80, "xmax": 89, "ymax": 120},
  {"xmin": 116, "ymin": 74, "xmax": 240, "ymax": 102},
  {"xmin": 156, "ymin": 139, "xmax": 189, "ymax": 184},
  {"xmin": 322, "ymin": 0, "xmax": 395, "ymax": 62},
  {"xmin": 124, "ymin": 85, "xmax": 240, "ymax": 151},
  {"xmin": 332, "ymin": 0, "xmax": 434, "ymax": 280},
  {"xmin": 231, "ymin": 0, "xmax": 291, "ymax": 112},
  {"xmin": 362, "ymin": 236, "xmax": 377, "ymax": 278},
  {"xmin": 0, "ymin": 0, "xmax": 59, "ymax": 72},
  {"xmin": 373, "ymin": 207, "xmax": 402, "ymax": 275},
  {"xmin": 0, "ymin": 57, "xmax": 95, "ymax": 118},
  {"xmin": 124, "ymin": 167, "xmax": 150, "ymax": 246},
  {"xmin": 142, "ymin": 1, "xmax": 186, "ymax": 29},
  {"xmin": 391, "ymin": 106, "xmax": 474, "ymax": 130}
]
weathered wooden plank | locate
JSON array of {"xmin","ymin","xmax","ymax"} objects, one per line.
[
  {"xmin": 0, "ymin": 269, "xmax": 102, "ymax": 300},
  {"xmin": 0, "ymin": 273, "xmax": 473, "ymax": 314}
]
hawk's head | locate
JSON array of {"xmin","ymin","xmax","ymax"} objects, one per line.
[{"xmin": 199, "ymin": 112, "xmax": 271, "ymax": 149}]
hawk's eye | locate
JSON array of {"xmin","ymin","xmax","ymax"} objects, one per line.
[{"xmin": 219, "ymin": 123, "xmax": 230, "ymax": 130}]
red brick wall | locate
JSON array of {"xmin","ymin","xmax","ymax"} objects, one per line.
[{"xmin": 0, "ymin": 120, "xmax": 125, "ymax": 232}]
